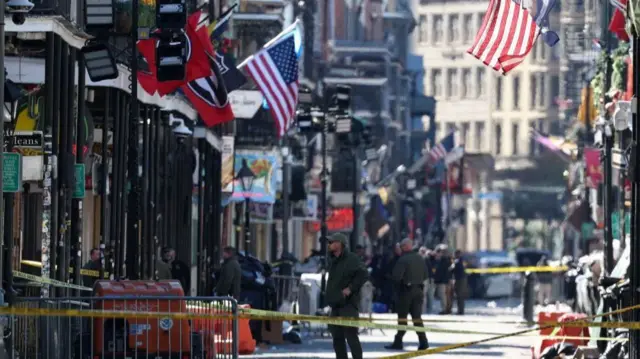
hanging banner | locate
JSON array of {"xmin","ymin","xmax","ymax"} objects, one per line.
[
  {"xmin": 228, "ymin": 150, "xmax": 279, "ymax": 204},
  {"xmin": 221, "ymin": 136, "xmax": 235, "ymax": 194},
  {"xmin": 584, "ymin": 148, "xmax": 603, "ymax": 188}
]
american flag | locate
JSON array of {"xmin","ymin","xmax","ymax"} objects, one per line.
[
  {"xmin": 610, "ymin": 0, "xmax": 626, "ymax": 14},
  {"xmin": 245, "ymin": 35, "xmax": 299, "ymax": 137},
  {"xmin": 467, "ymin": 0, "xmax": 539, "ymax": 74},
  {"xmin": 427, "ymin": 133, "xmax": 455, "ymax": 166}
]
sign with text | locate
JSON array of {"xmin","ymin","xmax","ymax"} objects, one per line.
[
  {"xmin": 2, "ymin": 153, "xmax": 21, "ymax": 193},
  {"xmin": 73, "ymin": 164, "xmax": 86, "ymax": 198},
  {"xmin": 229, "ymin": 90, "xmax": 263, "ymax": 119}
]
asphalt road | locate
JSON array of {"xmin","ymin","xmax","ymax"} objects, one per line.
[{"xmin": 243, "ymin": 298, "xmax": 552, "ymax": 358}]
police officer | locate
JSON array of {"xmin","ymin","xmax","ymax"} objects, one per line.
[
  {"xmin": 326, "ymin": 233, "xmax": 369, "ymax": 359},
  {"xmin": 385, "ymin": 238, "xmax": 429, "ymax": 350},
  {"xmin": 214, "ymin": 246, "xmax": 242, "ymax": 299}
]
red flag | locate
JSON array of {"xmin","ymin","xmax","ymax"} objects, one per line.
[
  {"xmin": 136, "ymin": 11, "xmax": 213, "ymax": 96},
  {"xmin": 608, "ymin": 8, "xmax": 629, "ymax": 42},
  {"xmin": 467, "ymin": 0, "xmax": 539, "ymax": 74}
]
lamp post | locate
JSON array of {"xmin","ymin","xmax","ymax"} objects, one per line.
[{"xmin": 236, "ymin": 159, "xmax": 255, "ymax": 255}]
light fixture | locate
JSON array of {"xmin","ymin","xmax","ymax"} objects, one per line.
[
  {"xmin": 336, "ymin": 117, "xmax": 351, "ymax": 133},
  {"xmin": 236, "ymin": 158, "xmax": 256, "ymax": 194},
  {"xmin": 396, "ymin": 165, "xmax": 406, "ymax": 174},
  {"xmin": 169, "ymin": 114, "xmax": 192, "ymax": 137},
  {"xmin": 80, "ymin": 42, "xmax": 119, "ymax": 82},
  {"xmin": 155, "ymin": 0, "xmax": 187, "ymax": 30},
  {"xmin": 613, "ymin": 100, "xmax": 631, "ymax": 131},
  {"xmin": 156, "ymin": 34, "xmax": 187, "ymax": 82},
  {"xmin": 85, "ymin": 0, "xmax": 114, "ymax": 28}
]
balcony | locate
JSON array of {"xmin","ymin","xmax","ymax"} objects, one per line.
[{"xmin": 31, "ymin": 0, "xmax": 75, "ymax": 20}]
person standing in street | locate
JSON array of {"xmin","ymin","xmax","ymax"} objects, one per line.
[
  {"xmin": 162, "ymin": 247, "xmax": 191, "ymax": 294},
  {"xmin": 536, "ymin": 255, "xmax": 553, "ymax": 306},
  {"xmin": 451, "ymin": 250, "xmax": 467, "ymax": 315},
  {"xmin": 385, "ymin": 238, "xmax": 429, "ymax": 351},
  {"xmin": 214, "ymin": 246, "xmax": 242, "ymax": 299},
  {"xmin": 434, "ymin": 244, "xmax": 452, "ymax": 314},
  {"xmin": 326, "ymin": 233, "xmax": 369, "ymax": 359},
  {"xmin": 82, "ymin": 248, "xmax": 101, "ymax": 289}
]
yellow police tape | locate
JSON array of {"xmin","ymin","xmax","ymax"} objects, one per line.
[
  {"xmin": 465, "ymin": 265, "xmax": 568, "ymax": 274},
  {"xmin": 21, "ymin": 258, "xmax": 567, "ymax": 277},
  {"xmin": 14, "ymin": 271, "xmax": 91, "ymax": 292},
  {"xmin": 21, "ymin": 260, "xmax": 107, "ymax": 278}
]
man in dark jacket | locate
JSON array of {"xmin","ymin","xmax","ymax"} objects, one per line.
[
  {"xmin": 82, "ymin": 248, "xmax": 101, "ymax": 289},
  {"xmin": 385, "ymin": 238, "xmax": 429, "ymax": 350},
  {"xmin": 326, "ymin": 233, "xmax": 368, "ymax": 359},
  {"xmin": 433, "ymin": 245, "xmax": 452, "ymax": 314},
  {"xmin": 451, "ymin": 250, "xmax": 467, "ymax": 315},
  {"xmin": 162, "ymin": 247, "xmax": 190, "ymax": 294},
  {"xmin": 215, "ymin": 246, "xmax": 242, "ymax": 299}
]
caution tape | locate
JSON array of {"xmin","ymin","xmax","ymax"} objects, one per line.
[
  {"xmin": 13, "ymin": 271, "xmax": 91, "ymax": 292},
  {"xmin": 21, "ymin": 260, "xmax": 108, "ymax": 278},
  {"xmin": 466, "ymin": 265, "xmax": 568, "ymax": 274},
  {"xmin": 378, "ymin": 302, "xmax": 640, "ymax": 358}
]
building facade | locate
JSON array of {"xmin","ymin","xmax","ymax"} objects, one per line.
[{"xmin": 411, "ymin": 0, "xmax": 563, "ymax": 251}]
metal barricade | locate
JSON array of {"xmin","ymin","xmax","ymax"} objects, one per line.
[{"xmin": 10, "ymin": 296, "xmax": 239, "ymax": 359}]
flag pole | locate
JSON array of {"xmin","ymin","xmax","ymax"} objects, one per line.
[{"xmin": 237, "ymin": 19, "xmax": 301, "ymax": 70}]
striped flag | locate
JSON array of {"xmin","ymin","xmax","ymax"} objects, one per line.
[
  {"xmin": 427, "ymin": 133, "xmax": 455, "ymax": 166},
  {"xmin": 467, "ymin": 0, "xmax": 539, "ymax": 74},
  {"xmin": 244, "ymin": 35, "xmax": 299, "ymax": 137},
  {"xmin": 611, "ymin": 0, "xmax": 627, "ymax": 14}
]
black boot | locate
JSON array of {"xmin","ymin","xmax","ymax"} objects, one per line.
[
  {"xmin": 384, "ymin": 335, "xmax": 403, "ymax": 350},
  {"xmin": 417, "ymin": 335, "xmax": 429, "ymax": 351}
]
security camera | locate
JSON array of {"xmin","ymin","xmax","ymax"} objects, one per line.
[{"xmin": 6, "ymin": 0, "xmax": 34, "ymax": 25}]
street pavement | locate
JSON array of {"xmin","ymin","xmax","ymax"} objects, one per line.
[{"xmin": 243, "ymin": 298, "xmax": 559, "ymax": 358}]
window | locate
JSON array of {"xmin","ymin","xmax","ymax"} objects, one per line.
[
  {"xmin": 447, "ymin": 69, "xmax": 458, "ymax": 98},
  {"xmin": 496, "ymin": 77, "xmax": 503, "ymax": 110},
  {"xmin": 463, "ymin": 14, "xmax": 473, "ymax": 43},
  {"xmin": 449, "ymin": 15, "xmax": 460, "ymax": 43},
  {"xmin": 477, "ymin": 68, "xmax": 486, "ymax": 98},
  {"xmin": 418, "ymin": 15, "xmax": 427, "ymax": 43},
  {"xmin": 530, "ymin": 74, "xmax": 538, "ymax": 110},
  {"xmin": 539, "ymin": 74, "xmax": 546, "ymax": 107},
  {"xmin": 551, "ymin": 75, "xmax": 560, "ymax": 104},
  {"xmin": 475, "ymin": 122, "xmax": 485, "ymax": 151},
  {"xmin": 512, "ymin": 123, "xmax": 519, "ymax": 155},
  {"xmin": 495, "ymin": 124, "xmax": 502, "ymax": 155},
  {"xmin": 433, "ymin": 15, "xmax": 444, "ymax": 44},
  {"xmin": 461, "ymin": 122, "xmax": 470, "ymax": 146},
  {"xmin": 512, "ymin": 76, "xmax": 520, "ymax": 110},
  {"xmin": 461, "ymin": 69, "xmax": 471, "ymax": 98},
  {"xmin": 431, "ymin": 69, "xmax": 443, "ymax": 97}
]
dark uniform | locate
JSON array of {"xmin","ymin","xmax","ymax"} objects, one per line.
[
  {"xmin": 386, "ymin": 249, "xmax": 429, "ymax": 350},
  {"xmin": 215, "ymin": 254, "xmax": 242, "ymax": 299},
  {"xmin": 451, "ymin": 257, "xmax": 467, "ymax": 315},
  {"xmin": 81, "ymin": 259, "xmax": 100, "ymax": 289},
  {"xmin": 326, "ymin": 234, "xmax": 368, "ymax": 359}
]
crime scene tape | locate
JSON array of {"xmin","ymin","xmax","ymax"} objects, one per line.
[
  {"xmin": 378, "ymin": 302, "xmax": 640, "ymax": 358},
  {"xmin": 13, "ymin": 271, "xmax": 91, "ymax": 292},
  {"xmin": 21, "ymin": 260, "xmax": 108, "ymax": 278},
  {"xmin": 466, "ymin": 265, "xmax": 567, "ymax": 274}
]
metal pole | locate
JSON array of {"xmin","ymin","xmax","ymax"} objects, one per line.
[
  {"xmin": 127, "ymin": 0, "xmax": 141, "ymax": 279},
  {"xmin": 319, "ymin": 104, "xmax": 328, "ymax": 307},
  {"xmin": 73, "ymin": 49, "xmax": 86, "ymax": 290},
  {"xmin": 0, "ymin": 0, "xmax": 6, "ymax": 305},
  {"xmin": 142, "ymin": 106, "xmax": 150, "ymax": 279},
  {"xmin": 351, "ymin": 148, "xmax": 359, "ymax": 251},
  {"xmin": 56, "ymin": 43, "xmax": 70, "ymax": 293},
  {"xmin": 630, "ymin": 35, "xmax": 640, "ymax": 358},
  {"xmin": 282, "ymin": 138, "xmax": 290, "ymax": 257},
  {"xmin": 601, "ymin": 0, "xmax": 615, "ymax": 274},
  {"xmin": 50, "ymin": 35, "xmax": 61, "ymax": 286},
  {"xmin": 41, "ymin": 32, "xmax": 55, "ymax": 298},
  {"xmin": 244, "ymin": 198, "xmax": 251, "ymax": 255},
  {"xmin": 100, "ymin": 89, "xmax": 110, "ymax": 280}
]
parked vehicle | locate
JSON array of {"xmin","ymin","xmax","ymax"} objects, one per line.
[{"xmin": 464, "ymin": 251, "xmax": 519, "ymax": 299}]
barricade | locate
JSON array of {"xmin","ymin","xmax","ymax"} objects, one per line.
[
  {"xmin": 272, "ymin": 274, "xmax": 301, "ymax": 310},
  {"xmin": 11, "ymin": 296, "xmax": 239, "ymax": 359}
]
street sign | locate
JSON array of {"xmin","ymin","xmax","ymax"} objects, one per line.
[
  {"xmin": 73, "ymin": 164, "xmax": 85, "ymax": 199},
  {"xmin": 2, "ymin": 152, "xmax": 21, "ymax": 193}
]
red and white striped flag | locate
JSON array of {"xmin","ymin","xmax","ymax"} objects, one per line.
[{"xmin": 467, "ymin": 0, "xmax": 539, "ymax": 74}]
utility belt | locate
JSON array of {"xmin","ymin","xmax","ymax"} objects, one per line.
[{"xmin": 402, "ymin": 283, "xmax": 424, "ymax": 290}]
